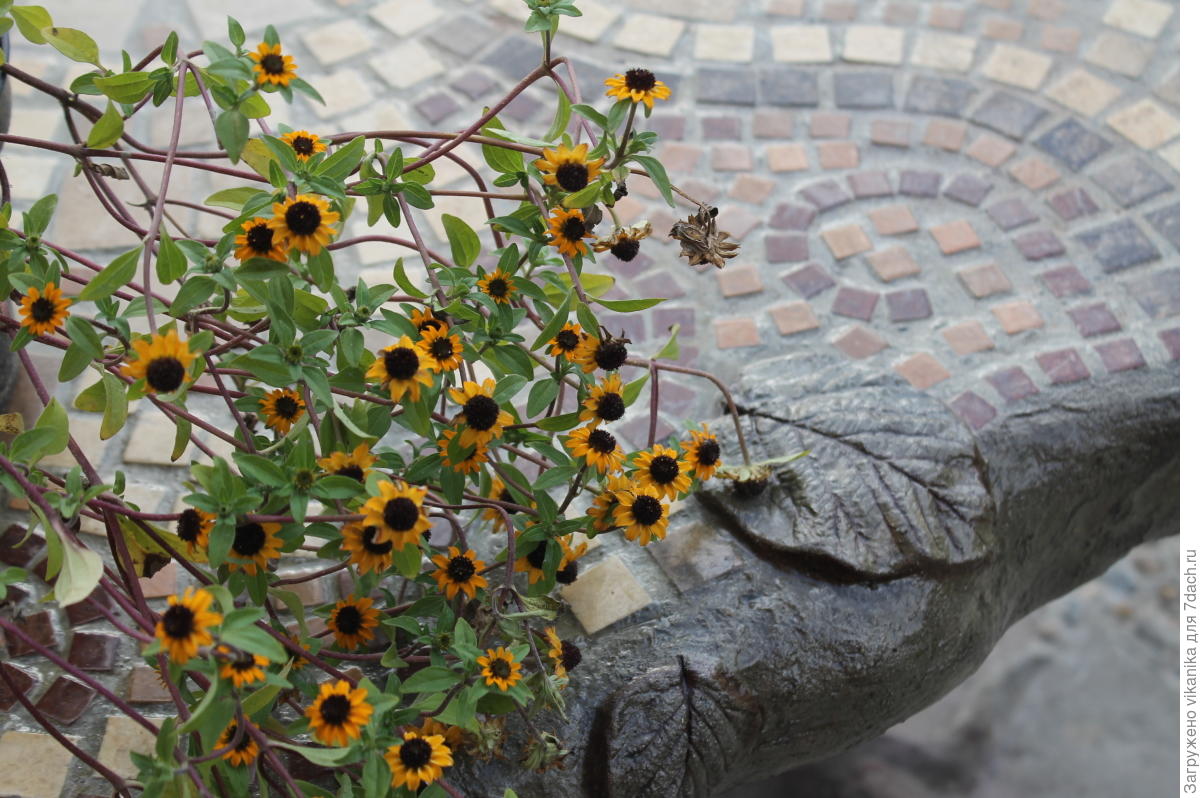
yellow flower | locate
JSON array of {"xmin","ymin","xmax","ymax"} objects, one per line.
[
  {"xmin": 576, "ymin": 333, "xmax": 628, "ymax": 374},
  {"xmin": 533, "ymin": 143, "xmax": 603, "ymax": 193},
  {"xmin": 682, "ymin": 424, "xmax": 722, "ymax": 481},
  {"xmin": 586, "ymin": 473, "xmax": 633, "ymax": 533},
  {"xmin": 604, "ymin": 68, "xmax": 671, "ymax": 108},
  {"xmin": 123, "ymin": 329, "xmax": 197, "ymax": 395},
  {"xmin": 365, "ymin": 336, "xmax": 435, "ymax": 403},
  {"xmin": 18, "ymin": 282, "xmax": 69, "ymax": 336},
  {"xmin": 410, "ymin": 306, "xmax": 449, "ymax": 334},
  {"xmin": 361, "ymin": 480, "xmax": 431, "ymax": 547},
  {"xmin": 515, "ymin": 535, "xmax": 586, "ymax": 586},
  {"xmin": 340, "ymin": 522, "xmax": 395, "ymax": 575},
  {"xmin": 175, "ymin": 507, "xmax": 214, "ymax": 557},
  {"xmin": 327, "ymin": 596, "xmax": 380, "ymax": 650},
  {"xmin": 305, "ymin": 680, "xmax": 372, "ymax": 747},
  {"xmin": 482, "ymin": 478, "xmax": 517, "ymax": 532},
  {"xmin": 234, "ymin": 218, "xmax": 287, "ymax": 263},
  {"xmin": 437, "ymin": 426, "xmax": 489, "ymax": 475},
  {"xmin": 218, "ymin": 647, "xmax": 269, "ymax": 688},
  {"xmin": 580, "ymin": 373, "xmax": 626, "ymax": 425},
  {"xmin": 386, "ymin": 731, "xmax": 454, "ymax": 792},
  {"xmin": 476, "ymin": 268, "xmax": 517, "ymax": 305},
  {"xmin": 154, "ymin": 587, "xmax": 221, "ymax": 664},
  {"xmin": 406, "ymin": 718, "xmax": 464, "ymax": 752},
  {"xmin": 544, "ymin": 626, "xmax": 581, "ymax": 681},
  {"xmin": 249, "ymin": 42, "xmax": 297, "ymax": 87},
  {"xmin": 418, "ymin": 325, "xmax": 464, "ymax": 374},
  {"xmin": 631, "ymin": 444, "xmax": 692, "ymax": 500},
  {"xmin": 260, "ymin": 387, "xmax": 306, "ymax": 435},
  {"xmin": 431, "ymin": 546, "xmax": 488, "ymax": 600},
  {"xmin": 477, "ymin": 647, "xmax": 522, "ymax": 691},
  {"xmin": 594, "ymin": 221, "xmax": 652, "ymax": 263},
  {"xmin": 448, "ymin": 379, "xmax": 515, "ymax": 448},
  {"xmin": 615, "ymin": 490, "xmax": 670, "ymax": 546},
  {"xmin": 547, "ymin": 322, "xmax": 593, "ymax": 364},
  {"xmin": 565, "ymin": 424, "xmax": 625, "ymax": 474},
  {"xmin": 227, "ymin": 520, "xmax": 283, "ymax": 575},
  {"xmin": 317, "ymin": 442, "xmax": 376, "ymax": 482},
  {"xmin": 216, "ymin": 720, "xmax": 260, "ymax": 767},
  {"xmin": 546, "ymin": 207, "xmax": 594, "ymax": 258},
  {"xmin": 267, "ymin": 194, "xmax": 339, "ymax": 256},
  {"xmin": 280, "ymin": 130, "xmax": 327, "ymax": 162}
]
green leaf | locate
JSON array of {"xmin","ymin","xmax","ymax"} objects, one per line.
[
  {"xmin": 239, "ymin": 92, "xmax": 271, "ymax": 119},
  {"xmin": 22, "ymin": 194, "xmax": 57, "ymax": 236},
  {"xmin": 533, "ymin": 465, "xmax": 575, "ymax": 491},
  {"xmin": 168, "ymin": 275, "xmax": 216, "ymax": 316},
  {"xmin": 622, "ymin": 374, "xmax": 648, "ymax": 406},
  {"xmin": 100, "ymin": 373, "xmax": 127, "ymax": 440},
  {"xmin": 525, "ymin": 378, "xmax": 559, "ymax": 417},
  {"xmin": 85, "ymin": 102, "xmax": 123, "ymax": 149},
  {"xmin": 53, "ymin": 532, "xmax": 103, "ymax": 606},
  {"xmin": 441, "ymin": 214, "xmax": 480, "ymax": 269},
  {"xmin": 56, "ymin": 344, "xmax": 93, "ymax": 382},
  {"xmin": 492, "ymin": 374, "xmax": 526, "ymax": 405},
  {"xmin": 41, "ymin": 26, "xmax": 101, "ymax": 65},
  {"xmin": 531, "ymin": 297, "xmax": 572, "ymax": 351},
  {"xmin": 161, "ymin": 31, "xmax": 178, "ymax": 64},
  {"xmin": 11, "ymin": 6, "xmax": 51, "ymax": 45},
  {"xmin": 570, "ymin": 103, "xmax": 608, "ymax": 131},
  {"xmin": 392, "ymin": 258, "xmax": 427, "ymax": 299},
  {"xmin": 233, "ymin": 453, "xmax": 287, "ymax": 486},
  {"xmin": 544, "ymin": 87, "xmax": 571, "ymax": 143},
  {"xmin": 177, "ymin": 677, "xmax": 222, "ymax": 734},
  {"xmin": 629, "ymin": 155, "xmax": 675, "ymax": 207},
  {"xmin": 93, "ymin": 71, "xmax": 153, "ymax": 104},
  {"xmin": 591, "ymin": 296, "xmax": 665, "ymax": 313},
  {"xmin": 9, "ymin": 427, "xmax": 59, "ymax": 464},
  {"xmin": 204, "ymin": 186, "xmax": 261, "ymax": 211},
  {"xmin": 480, "ymin": 116, "xmax": 526, "ymax": 174},
  {"xmin": 653, "ymin": 323, "xmax": 681, "ymax": 361},
  {"xmin": 73, "ymin": 378, "xmax": 106, "ymax": 412},
  {"xmin": 216, "ymin": 109, "xmax": 249, "ymax": 164},
  {"xmin": 172, "ymin": 417, "xmax": 191, "ymax": 462},
  {"xmin": 399, "ymin": 666, "xmax": 462, "ymax": 694},
  {"xmin": 219, "ymin": 625, "xmax": 287, "ymax": 663},
  {"xmin": 536, "ymin": 411, "xmax": 579, "ymax": 432},
  {"xmin": 272, "ymin": 742, "xmax": 354, "ymax": 767},
  {"xmin": 315, "ymin": 135, "xmax": 365, "ymax": 181},
  {"xmin": 156, "ymin": 229, "xmax": 187, "ymax": 284},
  {"xmin": 33, "ymin": 397, "xmax": 68, "ymax": 457},
  {"xmin": 562, "ymin": 179, "xmax": 605, "ymax": 209},
  {"xmin": 78, "ymin": 246, "xmax": 142, "ymax": 302},
  {"xmin": 64, "ymin": 317, "xmax": 103, "ymax": 359},
  {"xmin": 227, "ymin": 16, "xmax": 246, "ymax": 48}
]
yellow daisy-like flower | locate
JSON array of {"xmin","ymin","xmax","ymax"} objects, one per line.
[
  {"xmin": 260, "ymin": 387, "xmax": 306, "ymax": 435},
  {"xmin": 365, "ymin": 336, "xmax": 435, "ymax": 403},
  {"xmin": 216, "ymin": 720, "xmax": 260, "ymax": 767},
  {"xmin": 576, "ymin": 334, "xmax": 628, "ymax": 374},
  {"xmin": 431, "ymin": 546, "xmax": 488, "ymax": 600},
  {"xmin": 317, "ymin": 441, "xmax": 376, "ymax": 482},
  {"xmin": 586, "ymin": 473, "xmax": 633, "ymax": 533},
  {"xmin": 594, "ymin": 221, "xmax": 652, "ymax": 263},
  {"xmin": 604, "ymin": 67, "xmax": 671, "ymax": 109},
  {"xmin": 18, "ymin": 282, "xmax": 70, "ymax": 336},
  {"xmin": 218, "ymin": 648, "xmax": 269, "ymax": 688},
  {"xmin": 547, "ymin": 322, "xmax": 593, "ymax": 364},
  {"xmin": 340, "ymin": 522, "xmax": 395, "ymax": 575},
  {"xmin": 565, "ymin": 424, "xmax": 625, "ymax": 474},
  {"xmin": 448, "ymin": 378, "xmax": 515, "ymax": 448},
  {"xmin": 544, "ymin": 626, "xmax": 581, "ymax": 681},
  {"xmin": 386, "ymin": 731, "xmax": 454, "ymax": 792},
  {"xmin": 615, "ymin": 489, "xmax": 670, "ymax": 546},
  {"xmin": 681, "ymin": 424, "xmax": 722, "ymax": 481},
  {"xmin": 477, "ymin": 647, "xmax": 522, "ymax": 691},
  {"xmin": 437, "ymin": 426, "xmax": 489, "ymax": 476},
  {"xmin": 418, "ymin": 325, "xmax": 464, "ymax": 374},
  {"xmin": 406, "ymin": 718, "xmax": 465, "ymax": 752},
  {"xmin": 327, "ymin": 596, "xmax": 380, "ymax": 650},
  {"xmin": 476, "ymin": 268, "xmax": 517, "ymax": 305},
  {"xmin": 516, "ymin": 536, "xmax": 587, "ymax": 586},
  {"xmin": 154, "ymin": 587, "xmax": 222, "ymax": 664},
  {"xmin": 482, "ymin": 478, "xmax": 517, "ymax": 532},
  {"xmin": 267, "ymin": 194, "xmax": 339, "ymax": 256},
  {"xmin": 234, "ymin": 218, "xmax": 288, "ymax": 263},
  {"xmin": 175, "ymin": 506, "xmax": 214, "ymax": 557},
  {"xmin": 305, "ymin": 680, "xmax": 373, "ymax": 747},
  {"xmin": 580, "ymin": 373, "xmax": 626, "ymax": 425},
  {"xmin": 361, "ymin": 480, "xmax": 431, "ymax": 547},
  {"xmin": 546, "ymin": 207, "xmax": 594, "ymax": 258},
  {"xmin": 410, "ymin": 306, "xmax": 449, "ymax": 334},
  {"xmin": 123, "ymin": 329, "xmax": 197, "ymax": 395},
  {"xmin": 280, "ymin": 130, "xmax": 327, "ymax": 162},
  {"xmin": 249, "ymin": 42, "xmax": 297, "ymax": 87},
  {"xmin": 631, "ymin": 444, "xmax": 693, "ymax": 500},
  {"xmin": 227, "ymin": 520, "xmax": 283, "ymax": 575},
  {"xmin": 533, "ymin": 143, "xmax": 604, "ymax": 194}
]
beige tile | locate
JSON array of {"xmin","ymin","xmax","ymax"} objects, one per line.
[
  {"xmin": 930, "ymin": 220, "xmax": 981, "ymax": 255},
  {"xmin": 992, "ymin": 301, "xmax": 1045, "ymax": 334},
  {"xmin": 833, "ymin": 326, "xmax": 888, "ymax": 359},
  {"xmin": 966, "ymin": 134, "xmax": 1017, "ymax": 166},
  {"xmin": 302, "ymin": 19, "xmax": 373, "ymax": 66},
  {"xmin": 1082, "ymin": 31, "xmax": 1154, "ymax": 78},
  {"xmin": 1009, "ymin": 157, "xmax": 1061, "ymax": 191},
  {"xmin": 128, "ymin": 667, "xmax": 173, "ymax": 703},
  {"xmin": 911, "ymin": 31, "xmax": 977, "ymax": 72},
  {"xmin": 561, "ymin": 555, "xmax": 652, "ymax": 634},
  {"xmin": 869, "ymin": 205, "xmax": 919, "ymax": 236},
  {"xmin": 728, "ymin": 175, "xmax": 777, "ymax": 204},
  {"xmin": 647, "ymin": 522, "xmax": 742, "ymax": 591},
  {"xmin": 942, "ymin": 320, "xmax": 995, "ymax": 355},
  {"xmin": 895, "ymin": 353, "xmax": 951, "ymax": 390},
  {"xmin": 124, "ymin": 415, "xmax": 193, "ymax": 466},
  {"xmin": 1041, "ymin": 25, "xmax": 1082, "ymax": 53},
  {"xmin": 694, "ymin": 24, "xmax": 756, "ymax": 62},
  {"xmin": 982, "ymin": 44, "xmax": 1054, "ymax": 90},
  {"xmin": 139, "ymin": 562, "xmax": 178, "ymax": 599},
  {"xmin": 766, "ymin": 144, "xmax": 810, "ymax": 172},
  {"xmin": 1102, "ymin": 0, "xmax": 1174, "ymax": 38},
  {"xmin": 770, "ymin": 302, "xmax": 819, "ymax": 335},
  {"xmin": 1106, "ymin": 98, "xmax": 1179, "ymax": 149},
  {"xmin": 613, "ymin": 13, "xmax": 686, "ymax": 57},
  {"xmin": 984, "ymin": 17, "xmax": 1024, "ymax": 40},
  {"xmin": 1045, "ymin": 68, "xmax": 1123, "ymax": 116},
  {"xmin": 369, "ymin": 0, "xmax": 443, "ymax": 35},
  {"xmin": 818, "ymin": 141, "xmax": 859, "ymax": 169},
  {"xmin": 305, "ymin": 69, "xmax": 375, "ymax": 119},
  {"xmin": 714, "ymin": 317, "xmax": 763, "ymax": 349},
  {"xmin": 369, "ymin": 40, "xmax": 444, "ymax": 90},
  {"xmin": 0, "ymin": 731, "xmax": 79, "ymax": 798},
  {"xmin": 558, "ymin": 0, "xmax": 620, "ymax": 42},
  {"xmin": 771, "ymin": 25, "xmax": 834, "ymax": 62},
  {"xmin": 1158, "ymin": 141, "xmax": 1180, "ymax": 171},
  {"xmin": 97, "ymin": 715, "xmax": 160, "ymax": 780},
  {"xmin": 842, "ymin": 25, "xmax": 905, "ymax": 64},
  {"xmin": 924, "ymin": 119, "xmax": 968, "ymax": 151},
  {"xmin": 957, "ymin": 263, "xmax": 1012, "ymax": 298},
  {"xmin": 821, "ymin": 224, "xmax": 873, "ymax": 259},
  {"xmin": 716, "ymin": 265, "xmax": 764, "ymax": 297},
  {"xmin": 867, "ymin": 247, "xmax": 920, "ymax": 282}
]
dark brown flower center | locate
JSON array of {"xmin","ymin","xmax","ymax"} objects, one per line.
[
  {"xmin": 560, "ymin": 216, "xmax": 587, "ymax": 242},
  {"xmin": 488, "ymin": 658, "xmax": 511, "ymax": 679},
  {"xmin": 161, "ymin": 604, "xmax": 195, "ymax": 639},
  {"xmin": 648, "ymin": 455, "xmax": 679, "ymax": 485},
  {"xmin": 246, "ymin": 223, "xmax": 274, "ymax": 253},
  {"xmin": 261, "ymin": 53, "xmax": 286, "ymax": 75},
  {"xmin": 334, "ymin": 605, "xmax": 363, "ymax": 635},
  {"xmin": 231, "ymin": 655, "xmax": 258, "ymax": 672},
  {"xmin": 446, "ymin": 555, "xmax": 476, "ymax": 582},
  {"xmin": 587, "ymin": 428, "xmax": 617, "ymax": 454},
  {"xmin": 526, "ymin": 540, "xmax": 547, "ymax": 569},
  {"xmin": 146, "ymin": 357, "xmax": 186, "ymax": 393},
  {"xmin": 555, "ymin": 328, "xmax": 580, "ymax": 352},
  {"xmin": 291, "ymin": 136, "xmax": 315, "ymax": 156},
  {"xmin": 383, "ymin": 497, "xmax": 418, "ymax": 532},
  {"xmin": 556, "ymin": 560, "xmax": 579, "ymax": 585},
  {"xmin": 284, "ymin": 201, "xmax": 321, "ymax": 236},
  {"xmin": 624, "ymin": 68, "xmax": 657, "ymax": 92},
  {"xmin": 594, "ymin": 341, "xmax": 628, "ymax": 371},
  {"xmin": 176, "ymin": 509, "xmax": 204, "ymax": 543},
  {"xmin": 463, "ymin": 395, "xmax": 500, "ymax": 431},
  {"xmin": 319, "ymin": 694, "xmax": 351, "ymax": 725},
  {"xmin": 360, "ymin": 525, "xmax": 393, "ymax": 555},
  {"xmin": 560, "ymin": 640, "xmax": 582, "ymax": 672},
  {"xmin": 487, "ymin": 277, "xmax": 511, "ymax": 299},
  {"xmin": 697, "ymin": 439, "xmax": 721, "ymax": 466},
  {"xmin": 429, "ymin": 337, "xmax": 454, "ymax": 360},
  {"xmin": 610, "ymin": 237, "xmax": 640, "ymax": 262},
  {"xmin": 233, "ymin": 522, "xmax": 267, "ymax": 556},
  {"xmin": 631, "ymin": 495, "xmax": 663, "ymax": 525},
  {"xmin": 272, "ymin": 395, "xmax": 301, "ymax": 421},
  {"xmin": 595, "ymin": 392, "xmax": 625, "ymax": 422},
  {"xmin": 417, "ymin": 311, "xmax": 448, "ymax": 332},
  {"xmin": 384, "ymin": 346, "xmax": 420, "ymax": 380},
  {"xmin": 556, "ymin": 163, "xmax": 589, "ymax": 192},
  {"xmin": 336, "ymin": 464, "xmax": 365, "ymax": 482},
  {"xmin": 29, "ymin": 297, "xmax": 55, "ymax": 322},
  {"xmin": 399, "ymin": 737, "xmax": 433, "ymax": 768}
]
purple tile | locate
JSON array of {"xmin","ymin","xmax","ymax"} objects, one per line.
[
  {"xmin": 414, "ymin": 92, "xmax": 461, "ymax": 125},
  {"xmin": 987, "ymin": 367, "xmax": 1039, "ymax": 402},
  {"xmin": 618, "ymin": 415, "xmax": 676, "ymax": 448},
  {"xmin": 986, "ymin": 198, "xmax": 1038, "ymax": 231},
  {"xmin": 1014, "ymin": 230, "xmax": 1065, "ymax": 261},
  {"xmin": 899, "ymin": 170, "xmax": 941, "ymax": 197},
  {"xmin": 1048, "ymin": 188, "xmax": 1099, "ymax": 221},
  {"xmin": 658, "ymin": 380, "xmax": 697, "ymax": 415},
  {"xmin": 1034, "ymin": 118, "xmax": 1112, "ymax": 171},
  {"xmin": 885, "ymin": 288, "xmax": 932, "ymax": 322},
  {"xmin": 6, "ymin": 611, "xmax": 54, "ymax": 656},
  {"xmin": 1160, "ymin": 328, "xmax": 1180, "ymax": 360},
  {"xmin": 701, "ymin": 116, "xmax": 742, "ymax": 140},
  {"xmin": 0, "ymin": 524, "xmax": 43, "ymax": 567},
  {"xmin": 652, "ymin": 308, "xmax": 695, "ymax": 338},
  {"xmin": 848, "ymin": 170, "xmax": 893, "ymax": 198},
  {"xmin": 769, "ymin": 202, "xmax": 817, "ymax": 231},
  {"xmin": 1036, "ymin": 348, "xmax": 1091, "ymax": 384},
  {"xmin": 944, "ymin": 174, "xmax": 993, "ymax": 206},
  {"xmin": 503, "ymin": 93, "xmax": 542, "ymax": 123},
  {"xmin": 647, "ymin": 115, "xmax": 686, "ymax": 141},
  {"xmin": 35, "ymin": 676, "xmax": 94, "ymax": 725},
  {"xmin": 765, "ymin": 235, "xmax": 809, "ymax": 263},
  {"xmin": 1040, "ymin": 265, "xmax": 1092, "ymax": 298},
  {"xmin": 1125, "ymin": 269, "xmax": 1179, "ymax": 319},
  {"xmin": 635, "ymin": 272, "xmax": 686, "ymax": 300},
  {"xmin": 1076, "ymin": 220, "xmax": 1160, "ymax": 273},
  {"xmin": 800, "ymin": 179, "xmax": 852, "ymax": 211},
  {"xmin": 1095, "ymin": 339, "xmax": 1146, "ymax": 373},
  {"xmin": 598, "ymin": 311, "xmax": 644, "ymax": 340},
  {"xmin": 783, "ymin": 264, "xmax": 836, "ymax": 298},
  {"xmin": 1095, "ymin": 157, "xmax": 1172, "ymax": 208},
  {"xmin": 66, "ymin": 588, "xmax": 111, "ymax": 626},
  {"xmin": 1144, "ymin": 203, "xmax": 1179, "ymax": 251},
  {"xmin": 0, "ymin": 664, "xmax": 35, "ymax": 711},
  {"xmin": 832, "ymin": 287, "xmax": 880, "ymax": 321},
  {"xmin": 450, "ymin": 70, "xmax": 496, "ymax": 100},
  {"xmin": 950, "ymin": 392, "xmax": 997, "ymax": 430},
  {"xmin": 1067, "ymin": 303, "xmax": 1121, "ymax": 337},
  {"xmin": 68, "ymin": 632, "xmax": 120, "ymax": 671}
]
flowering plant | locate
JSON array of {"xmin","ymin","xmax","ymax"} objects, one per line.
[{"xmin": 0, "ymin": 2, "xmax": 768, "ymax": 796}]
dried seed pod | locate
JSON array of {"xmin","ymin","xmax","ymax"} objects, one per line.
[{"xmin": 668, "ymin": 204, "xmax": 740, "ymax": 269}]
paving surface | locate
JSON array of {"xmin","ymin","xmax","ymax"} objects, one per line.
[{"xmin": 0, "ymin": 0, "xmax": 1178, "ymax": 795}]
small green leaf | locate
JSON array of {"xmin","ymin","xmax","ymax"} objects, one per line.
[
  {"xmin": 544, "ymin": 87, "xmax": 571, "ymax": 143},
  {"xmin": 591, "ymin": 296, "xmax": 665, "ymax": 313},
  {"xmin": 400, "ymin": 666, "xmax": 462, "ymax": 694},
  {"xmin": 100, "ymin": 373, "xmax": 127, "ymax": 439},
  {"xmin": 314, "ymin": 135, "xmax": 365, "ymax": 181},
  {"xmin": 239, "ymin": 92, "xmax": 271, "ymax": 119},
  {"xmin": 156, "ymin": 229, "xmax": 186, "ymax": 284},
  {"xmin": 32, "ymin": 397, "xmax": 68, "ymax": 458},
  {"xmin": 172, "ymin": 417, "xmax": 191, "ymax": 462},
  {"xmin": 78, "ymin": 246, "xmax": 142, "ymax": 302},
  {"xmin": 204, "ymin": 186, "xmax": 261, "ymax": 210},
  {"xmin": 22, "ymin": 194, "xmax": 57, "ymax": 236},
  {"xmin": 442, "ymin": 214, "xmax": 480, "ymax": 269},
  {"xmin": 85, "ymin": 102, "xmax": 123, "ymax": 149},
  {"xmin": 11, "ymin": 6, "xmax": 52, "ymax": 45},
  {"xmin": 392, "ymin": 258, "xmax": 427, "ymax": 299},
  {"xmin": 216, "ymin": 109, "xmax": 249, "ymax": 164},
  {"xmin": 536, "ymin": 411, "xmax": 580, "ymax": 432},
  {"xmin": 561, "ymin": 180, "xmax": 605, "ymax": 209},
  {"xmin": 622, "ymin": 374, "xmax": 648, "ymax": 406},
  {"xmin": 629, "ymin": 155, "xmax": 675, "ymax": 207},
  {"xmin": 525, "ymin": 378, "xmax": 559, "ymax": 417},
  {"xmin": 54, "ymin": 533, "xmax": 103, "ymax": 606},
  {"xmin": 93, "ymin": 71, "xmax": 153, "ymax": 104},
  {"xmin": 653, "ymin": 323, "xmax": 681, "ymax": 361},
  {"xmin": 227, "ymin": 16, "xmax": 246, "ymax": 48},
  {"xmin": 41, "ymin": 26, "xmax": 101, "ymax": 65},
  {"xmin": 492, "ymin": 374, "xmax": 526, "ymax": 405},
  {"xmin": 73, "ymin": 379, "xmax": 106, "ymax": 412}
]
